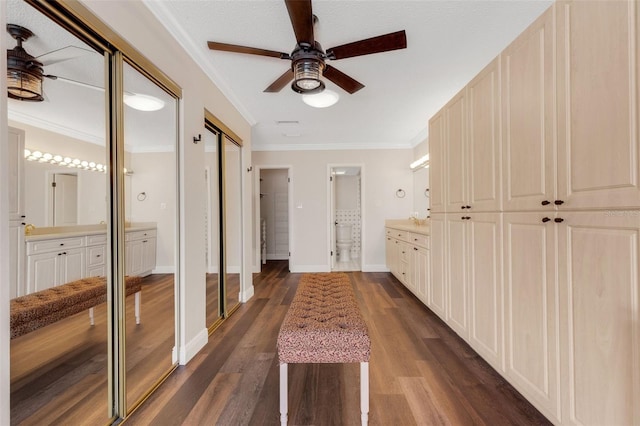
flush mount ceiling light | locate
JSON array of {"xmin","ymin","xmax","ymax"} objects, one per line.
[
  {"xmin": 302, "ymin": 89, "xmax": 339, "ymax": 108},
  {"xmin": 6, "ymin": 24, "xmax": 44, "ymax": 102},
  {"xmin": 123, "ymin": 93, "xmax": 165, "ymax": 111}
]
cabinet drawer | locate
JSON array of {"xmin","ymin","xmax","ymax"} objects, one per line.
[
  {"xmin": 409, "ymin": 233, "xmax": 430, "ymax": 249},
  {"xmin": 86, "ymin": 234, "xmax": 107, "ymax": 246},
  {"xmin": 126, "ymin": 229, "xmax": 157, "ymax": 241},
  {"xmin": 391, "ymin": 229, "xmax": 409, "ymax": 242},
  {"xmin": 87, "ymin": 245, "xmax": 106, "ymax": 267},
  {"xmin": 27, "ymin": 237, "xmax": 84, "ymax": 255}
]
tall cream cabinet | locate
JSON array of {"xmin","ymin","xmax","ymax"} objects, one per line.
[{"xmin": 429, "ymin": 2, "xmax": 640, "ymax": 424}]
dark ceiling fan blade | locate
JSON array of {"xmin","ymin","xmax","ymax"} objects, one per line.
[
  {"xmin": 207, "ymin": 41, "xmax": 289, "ymax": 59},
  {"xmin": 264, "ymin": 69, "xmax": 294, "ymax": 92},
  {"xmin": 323, "ymin": 65, "xmax": 365, "ymax": 94},
  {"xmin": 285, "ymin": 0, "xmax": 314, "ymax": 45},
  {"xmin": 326, "ymin": 30, "xmax": 407, "ymax": 60}
]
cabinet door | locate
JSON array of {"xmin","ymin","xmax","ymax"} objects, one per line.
[
  {"xmin": 503, "ymin": 212, "xmax": 560, "ymax": 423},
  {"xmin": 385, "ymin": 235, "xmax": 396, "ymax": 273},
  {"xmin": 446, "ymin": 215, "xmax": 468, "ymax": 339},
  {"xmin": 468, "ymin": 213, "xmax": 503, "ymax": 372},
  {"xmin": 127, "ymin": 240, "xmax": 144, "ymax": 276},
  {"xmin": 557, "ymin": 0, "xmax": 640, "ymax": 210},
  {"xmin": 468, "ymin": 57, "xmax": 501, "ymax": 212},
  {"xmin": 557, "ymin": 211, "xmax": 640, "ymax": 425},
  {"xmin": 8, "ymin": 127, "xmax": 25, "ymax": 221},
  {"xmin": 502, "ymin": 6, "xmax": 556, "ymax": 212},
  {"xmin": 142, "ymin": 237, "xmax": 157, "ymax": 276},
  {"xmin": 59, "ymin": 247, "xmax": 85, "ymax": 285},
  {"xmin": 445, "ymin": 90, "xmax": 467, "ymax": 212},
  {"xmin": 9, "ymin": 222, "xmax": 25, "ymax": 298},
  {"xmin": 397, "ymin": 240, "xmax": 411, "ymax": 288},
  {"xmin": 429, "ymin": 109, "xmax": 446, "ymax": 213},
  {"xmin": 412, "ymin": 245, "xmax": 429, "ymax": 305},
  {"xmin": 429, "ymin": 214, "xmax": 447, "ymax": 320},
  {"xmin": 28, "ymin": 252, "xmax": 58, "ymax": 293}
]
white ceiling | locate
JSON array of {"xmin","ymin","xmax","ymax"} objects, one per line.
[
  {"xmin": 144, "ymin": 0, "xmax": 554, "ymax": 151},
  {"xmin": 6, "ymin": 0, "xmax": 554, "ymax": 152}
]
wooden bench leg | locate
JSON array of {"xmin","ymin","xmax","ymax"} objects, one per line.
[
  {"xmin": 89, "ymin": 307, "xmax": 95, "ymax": 326},
  {"xmin": 135, "ymin": 291, "xmax": 141, "ymax": 324},
  {"xmin": 361, "ymin": 362, "xmax": 369, "ymax": 426},
  {"xmin": 280, "ymin": 363, "xmax": 288, "ymax": 426}
]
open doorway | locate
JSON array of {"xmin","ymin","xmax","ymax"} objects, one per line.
[
  {"xmin": 258, "ymin": 167, "xmax": 291, "ymax": 271},
  {"xmin": 330, "ymin": 165, "xmax": 362, "ymax": 272}
]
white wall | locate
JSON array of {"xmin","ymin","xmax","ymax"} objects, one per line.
[
  {"xmin": 336, "ymin": 175, "xmax": 359, "ymax": 210},
  {"xmin": 11, "ymin": 121, "xmax": 108, "ymax": 227},
  {"xmin": 253, "ymin": 149, "xmax": 414, "ymax": 272},
  {"xmin": 130, "ymin": 152, "xmax": 176, "ymax": 272}
]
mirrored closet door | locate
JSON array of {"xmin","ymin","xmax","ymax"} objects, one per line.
[
  {"xmin": 205, "ymin": 126, "xmax": 221, "ymax": 328},
  {"xmin": 122, "ymin": 61, "xmax": 178, "ymax": 412},
  {"xmin": 7, "ymin": 0, "xmax": 111, "ymax": 423}
]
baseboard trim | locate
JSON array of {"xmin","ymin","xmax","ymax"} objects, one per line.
[
  {"xmin": 179, "ymin": 328, "xmax": 208, "ymax": 365},
  {"xmin": 362, "ymin": 264, "xmax": 390, "ymax": 272},
  {"xmin": 152, "ymin": 266, "xmax": 175, "ymax": 274},
  {"xmin": 289, "ymin": 265, "xmax": 331, "ymax": 273},
  {"xmin": 240, "ymin": 285, "xmax": 254, "ymax": 303}
]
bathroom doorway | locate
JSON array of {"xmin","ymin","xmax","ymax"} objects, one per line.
[
  {"xmin": 329, "ymin": 165, "xmax": 363, "ymax": 272},
  {"xmin": 257, "ymin": 167, "xmax": 291, "ymax": 271}
]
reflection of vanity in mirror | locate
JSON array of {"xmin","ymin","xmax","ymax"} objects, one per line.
[{"xmin": 8, "ymin": 123, "xmax": 158, "ymax": 298}]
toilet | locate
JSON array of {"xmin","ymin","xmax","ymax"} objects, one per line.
[{"xmin": 336, "ymin": 224, "xmax": 353, "ymax": 262}]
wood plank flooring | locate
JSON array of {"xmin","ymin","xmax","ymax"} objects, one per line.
[{"xmin": 126, "ymin": 261, "xmax": 551, "ymax": 425}]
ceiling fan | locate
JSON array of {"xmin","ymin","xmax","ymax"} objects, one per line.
[
  {"xmin": 6, "ymin": 23, "xmax": 94, "ymax": 102},
  {"xmin": 207, "ymin": 0, "xmax": 407, "ymax": 95}
]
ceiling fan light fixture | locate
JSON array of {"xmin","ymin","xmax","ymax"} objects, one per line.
[
  {"xmin": 291, "ymin": 58, "xmax": 325, "ymax": 94},
  {"xmin": 6, "ymin": 24, "xmax": 44, "ymax": 102},
  {"xmin": 123, "ymin": 93, "xmax": 165, "ymax": 112},
  {"xmin": 302, "ymin": 89, "xmax": 339, "ymax": 108}
]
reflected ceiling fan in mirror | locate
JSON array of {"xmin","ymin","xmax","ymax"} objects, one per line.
[
  {"xmin": 207, "ymin": 0, "xmax": 407, "ymax": 95},
  {"xmin": 6, "ymin": 24, "xmax": 164, "ymax": 111},
  {"xmin": 6, "ymin": 23, "xmax": 92, "ymax": 102}
]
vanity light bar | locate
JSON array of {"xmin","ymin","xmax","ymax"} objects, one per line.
[{"xmin": 23, "ymin": 148, "xmax": 107, "ymax": 173}]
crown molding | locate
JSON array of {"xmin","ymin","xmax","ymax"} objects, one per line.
[{"xmin": 8, "ymin": 110, "xmax": 104, "ymax": 145}]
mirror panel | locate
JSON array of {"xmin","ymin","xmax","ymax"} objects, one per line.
[
  {"xmin": 223, "ymin": 136, "xmax": 241, "ymax": 313},
  {"xmin": 205, "ymin": 128, "xmax": 221, "ymax": 327},
  {"xmin": 7, "ymin": 0, "xmax": 111, "ymax": 422},
  {"xmin": 122, "ymin": 62, "xmax": 178, "ymax": 411}
]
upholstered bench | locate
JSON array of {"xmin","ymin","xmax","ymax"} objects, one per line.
[
  {"xmin": 10, "ymin": 276, "xmax": 142, "ymax": 339},
  {"xmin": 277, "ymin": 273, "xmax": 371, "ymax": 425}
]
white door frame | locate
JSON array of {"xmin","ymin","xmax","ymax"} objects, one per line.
[
  {"xmin": 254, "ymin": 165, "xmax": 293, "ymax": 273},
  {"xmin": 327, "ymin": 163, "xmax": 365, "ymax": 271}
]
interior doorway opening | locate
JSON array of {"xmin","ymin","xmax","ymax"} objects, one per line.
[
  {"xmin": 330, "ymin": 165, "xmax": 362, "ymax": 272},
  {"xmin": 258, "ymin": 167, "xmax": 291, "ymax": 272}
]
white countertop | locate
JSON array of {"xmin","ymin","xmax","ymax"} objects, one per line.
[{"xmin": 25, "ymin": 222, "xmax": 157, "ymax": 242}]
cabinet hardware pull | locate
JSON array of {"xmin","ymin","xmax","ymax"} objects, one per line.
[
  {"xmin": 542, "ymin": 217, "xmax": 551, "ymax": 223},
  {"xmin": 58, "ymin": 253, "xmax": 62, "ymax": 256},
  {"xmin": 96, "ymin": 254, "xmax": 101, "ymax": 258},
  {"xmin": 541, "ymin": 200, "xmax": 550, "ymax": 206},
  {"xmin": 554, "ymin": 218, "xmax": 564, "ymax": 223},
  {"xmin": 466, "ymin": 205, "xmax": 471, "ymax": 209},
  {"xmin": 60, "ymin": 243, "xmax": 65, "ymax": 246},
  {"xmin": 414, "ymin": 247, "xmax": 418, "ymax": 251},
  {"xmin": 21, "ymin": 222, "xmax": 25, "ymax": 226},
  {"xmin": 143, "ymin": 240, "xmax": 148, "ymax": 243},
  {"xmin": 461, "ymin": 206, "xmax": 467, "ymax": 209},
  {"xmin": 554, "ymin": 200, "xmax": 565, "ymax": 205}
]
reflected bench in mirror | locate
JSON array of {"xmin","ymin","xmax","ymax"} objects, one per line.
[{"xmin": 10, "ymin": 276, "xmax": 142, "ymax": 339}]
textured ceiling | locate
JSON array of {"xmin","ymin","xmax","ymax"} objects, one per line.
[
  {"xmin": 145, "ymin": 0, "xmax": 554, "ymax": 151},
  {"xmin": 6, "ymin": 0, "xmax": 554, "ymax": 152}
]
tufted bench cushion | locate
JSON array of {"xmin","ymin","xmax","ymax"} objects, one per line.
[
  {"xmin": 10, "ymin": 276, "xmax": 142, "ymax": 339},
  {"xmin": 277, "ymin": 273, "xmax": 370, "ymax": 364}
]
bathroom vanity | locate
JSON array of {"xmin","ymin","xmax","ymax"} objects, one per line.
[
  {"xmin": 20, "ymin": 223, "xmax": 157, "ymax": 297},
  {"xmin": 385, "ymin": 220, "xmax": 430, "ymax": 305}
]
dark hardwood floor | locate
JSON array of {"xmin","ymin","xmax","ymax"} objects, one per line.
[{"xmin": 125, "ymin": 261, "xmax": 551, "ymax": 426}]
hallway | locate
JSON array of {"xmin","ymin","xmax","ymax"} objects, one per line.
[{"xmin": 126, "ymin": 261, "xmax": 549, "ymax": 425}]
